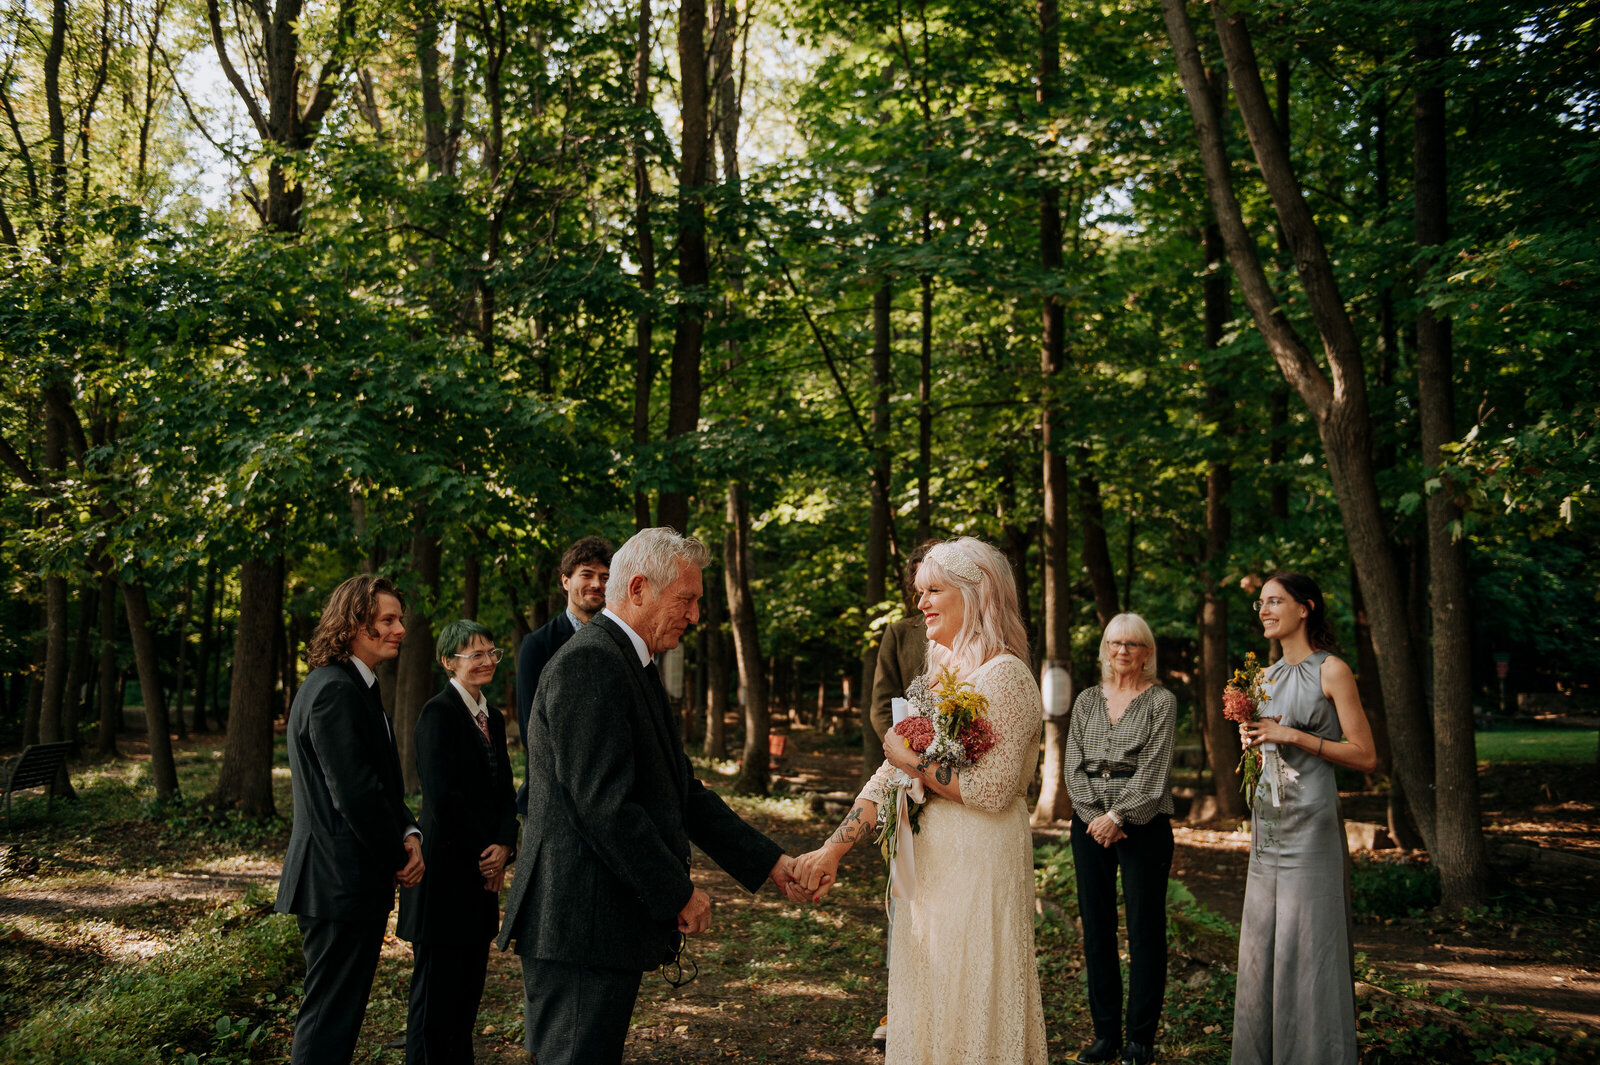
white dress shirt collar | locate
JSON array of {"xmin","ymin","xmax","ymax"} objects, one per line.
[
  {"xmin": 600, "ymin": 608, "xmax": 651, "ymax": 668},
  {"xmin": 449, "ymin": 677, "xmax": 489, "ymax": 717},
  {"xmin": 349, "ymin": 655, "xmax": 377, "ymax": 688}
]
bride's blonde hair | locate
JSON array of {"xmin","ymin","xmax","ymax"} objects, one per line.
[{"xmin": 917, "ymin": 537, "xmax": 1031, "ymax": 679}]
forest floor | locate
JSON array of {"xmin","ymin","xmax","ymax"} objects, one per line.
[{"xmin": 0, "ymin": 719, "xmax": 1595, "ymax": 1063}]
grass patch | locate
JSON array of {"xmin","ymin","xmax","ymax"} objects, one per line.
[
  {"xmin": 0, "ymin": 889, "xmax": 302, "ymax": 1064},
  {"xmin": 1476, "ymin": 727, "xmax": 1598, "ymax": 764}
]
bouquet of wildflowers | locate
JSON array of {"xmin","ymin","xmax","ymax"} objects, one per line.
[
  {"xmin": 876, "ymin": 667, "xmax": 997, "ymax": 868},
  {"xmin": 1223, "ymin": 652, "xmax": 1297, "ymax": 846}
]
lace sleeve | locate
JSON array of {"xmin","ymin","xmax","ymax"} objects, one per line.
[
  {"xmin": 857, "ymin": 758, "xmax": 897, "ymax": 808},
  {"xmin": 959, "ymin": 656, "xmax": 1044, "ymax": 813}
]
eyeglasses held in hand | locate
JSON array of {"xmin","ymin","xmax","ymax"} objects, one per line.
[{"xmin": 450, "ymin": 648, "xmax": 505, "ymax": 664}]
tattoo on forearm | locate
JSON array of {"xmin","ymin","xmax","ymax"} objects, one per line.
[
  {"xmin": 936, "ymin": 763, "xmax": 952, "ymax": 786},
  {"xmin": 829, "ymin": 804, "xmax": 873, "ymax": 846}
]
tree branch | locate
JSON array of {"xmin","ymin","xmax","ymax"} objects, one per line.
[
  {"xmin": 0, "ymin": 433, "xmax": 39, "ymax": 486},
  {"xmin": 1159, "ymin": 0, "xmax": 1331, "ymax": 416},
  {"xmin": 205, "ymin": 0, "xmax": 270, "ymax": 141}
]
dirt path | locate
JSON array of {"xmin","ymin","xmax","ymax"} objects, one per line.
[{"xmin": 4, "ymin": 732, "xmax": 1594, "ymax": 1061}]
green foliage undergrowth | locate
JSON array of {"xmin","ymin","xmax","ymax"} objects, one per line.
[
  {"xmin": 0, "ymin": 889, "xmax": 302, "ymax": 1065},
  {"xmin": 1350, "ymin": 855, "xmax": 1443, "ymax": 919}
]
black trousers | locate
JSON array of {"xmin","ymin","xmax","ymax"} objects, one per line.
[
  {"xmin": 406, "ymin": 940, "xmax": 491, "ymax": 1064},
  {"xmin": 291, "ymin": 913, "xmax": 388, "ymax": 1065},
  {"xmin": 520, "ymin": 956, "xmax": 643, "ymax": 1065},
  {"xmin": 1070, "ymin": 813, "xmax": 1173, "ymax": 1047}
]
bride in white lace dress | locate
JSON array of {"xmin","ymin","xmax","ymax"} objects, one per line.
[{"xmin": 796, "ymin": 538, "xmax": 1048, "ymax": 1064}]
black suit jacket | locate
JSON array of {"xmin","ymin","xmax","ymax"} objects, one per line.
[
  {"xmin": 497, "ymin": 614, "xmax": 783, "ymax": 971},
  {"xmin": 276, "ymin": 661, "xmax": 419, "ymax": 920},
  {"xmin": 515, "ymin": 612, "xmax": 577, "ymax": 814},
  {"xmin": 396, "ymin": 683, "xmax": 519, "ymax": 945}
]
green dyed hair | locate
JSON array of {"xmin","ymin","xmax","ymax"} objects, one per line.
[{"xmin": 435, "ymin": 618, "xmax": 495, "ymax": 661}]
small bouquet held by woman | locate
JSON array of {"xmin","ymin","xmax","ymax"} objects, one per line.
[
  {"xmin": 878, "ymin": 667, "xmax": 998, "ymax": 891},
  {"xmin": 1224, "ymin": 652, "xmax": 1298, "ymax": 815}
]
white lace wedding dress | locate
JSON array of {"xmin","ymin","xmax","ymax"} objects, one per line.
[{"xmin": 859, "ymin": 653, "xmax": 1049, "ymax": 1064}]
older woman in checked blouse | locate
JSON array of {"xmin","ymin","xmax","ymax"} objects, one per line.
[{"xmin": 1066, "ymin": 613, "xmax": 1177, "ymax": 1065}]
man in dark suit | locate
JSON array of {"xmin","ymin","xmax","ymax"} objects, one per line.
[
  {"xmin": 277, "ymin": 575, "xmax": 425, "ymax": 1065},
  {"xmin": 398, "ymin": 618, "xmax": 519, "ymax": 1064},
  {"xmin": 514, "ymin": 535, "xmax": 612, "ymax": 814},
  {"xmin": 498, "ymin": 528, "xmax": 803, "ymax": 1065}
]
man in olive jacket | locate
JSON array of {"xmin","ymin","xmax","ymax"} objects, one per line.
[{"xmin": 497, "ymin": 528, "xmax": 802, "ymax": 1065}]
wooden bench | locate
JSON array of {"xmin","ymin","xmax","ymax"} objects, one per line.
[{"xmin": 2, "ymin": 741, "xmax": 72, "ymax": 830}]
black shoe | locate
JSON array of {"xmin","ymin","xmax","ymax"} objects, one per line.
[
  {"xmin": 1122, "ymin": 1042, "xmax": 1154, "ymax": 1065},
  {"xmin": 1076, "ymin": 1038, "xmax": 1122, "ymax": 1064}
]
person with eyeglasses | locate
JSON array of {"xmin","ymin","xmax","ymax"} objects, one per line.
[
  {"xmin": 1231, "ymin": 572, "xmax": 1377, "ymax": 1065},
  {"xmin": 396, "ymin": 618, "xmax": 518, "ymax": 1064},
  {"xmin": 1065, "ymin": 613, "xmax": 1177, "ymax": 1065}
]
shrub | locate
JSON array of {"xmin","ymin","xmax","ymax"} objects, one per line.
[{"xmin": 0, "ymin": 888, "xmax": 302, "ymax": 1064}]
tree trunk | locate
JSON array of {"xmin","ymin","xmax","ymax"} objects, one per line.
[
  {"xmin": 191, "ymin": 561, "xmax": 216, "ymax": 733},
  {"xmin": 861, "ymin": 275, "xmax": 893, "ymax": 779},
  {"xmin": 631, "ymin": 0, "xmax": 657, "ymax": 531},
  {"xmin": 1077, "ymin": 460, "xmax": 1119, "ymax": 626},
  {"xmin": 1414, "ymin": 22, "xmax": 1488, "ymax": 910},
  {"xmin": 172, "ymin": 578, "xmax": 191, "ymax": 738},
  {"xmin": 1199, "ymin": 215, "xmax": 1246, "ymax": 819},
  {"xmin": 703, "ymin": 573, "xmax": 728, "ymax": 758},
  {"xmin": 96, "ymin": 572, "xmax": 120, "ymax": 756},
  {"xmin": 914, "ymin": 269, "xmax": 933, "ymax": 544},
  {"xmin": 64, "ymin": 579, "xmax": 95, "ymax": 754},
  {"xmin": 1162, "ymin": 0, "xmax": 1438, "ymax": 853},
  {"xmin": 394, "ymin": 523, "xmax": 443, "ymax": 791},
  {"xmin": 659, "ymin": 0, "xmax": 710, "ymax": 535},
  {"xmin": 123, "ymin": 579, "xmax": 177, "ymax": 799},
  {"xmin": 209, "ymin": 558, "xmax": 280, "ymax": 816},
  {"xmin": 462, "ymin": 553, "xmax": 481, "ymax": 620},
  {"xmin": 1032, "ymin": 0, "xmax": 1074, "ymax": 821},
  {"xmin": 725, "ymin": 483, "xmax": 769, "ymax": 794}
]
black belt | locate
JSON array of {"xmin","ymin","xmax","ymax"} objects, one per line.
[{"xmin": 1092, "ymin": 768, "xmax": 1135, "ymax": 780}]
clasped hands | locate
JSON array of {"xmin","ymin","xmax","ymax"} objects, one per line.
[{"xmin": 673, "ymin": 853, "xmax": 838, "ymax": 934}]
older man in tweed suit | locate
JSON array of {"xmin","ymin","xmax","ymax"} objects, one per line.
[{"xmin": 497, "ymin": 527, "xmax": 803, "ymax": 1065}]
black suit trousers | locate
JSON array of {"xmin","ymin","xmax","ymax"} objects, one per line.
[
  {"xmin": 291, "ymin": 913, "xmax": 388, "ymax": 1065},
  {"xmin": 406, "ymin": 940, "xmax": 491, "ymax": 1064},
  {"xmin": 1070, "ymin": 813, "xmax": 1173, "ymax": 1047},
  {"xmin": 521, "ymin": 957, "xmax": 643, "ymax": 1065}
]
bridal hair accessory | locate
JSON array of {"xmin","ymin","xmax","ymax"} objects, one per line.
[{"xmin": 931, "ymin": 543, "xmax": 984, "ymax": 583}]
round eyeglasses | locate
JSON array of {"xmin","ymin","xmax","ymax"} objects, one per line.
[
  {"xmin": 1251, "ymin": 597, "xmax": 1288, "ymax": 613},
  {"xmin": 450, "ymin": 648, "xmax": 504, "ymax": 665}
]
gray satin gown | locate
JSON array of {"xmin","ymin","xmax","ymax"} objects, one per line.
[{"xmin": 1230, "ymin": 649, "xmax": 1358, "ymax": 1065}]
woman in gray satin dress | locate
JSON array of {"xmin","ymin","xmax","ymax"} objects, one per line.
[{"xmin": 1232, "ymin": 572, "xmax": 1377, "ymax": 1065}]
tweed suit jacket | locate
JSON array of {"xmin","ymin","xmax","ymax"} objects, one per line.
[
  {"xmin": 497, "ymin": 614, "xmax": 783, "ymax": 971},
  {"xmin": 276, "ymin": 661, "xmax": 418, "ymax": 920},
  {"xmin": 868, "ymin": 614, "xmax": 928, "ymax": 744},
  {"xmin": 396, "ymin": 683, "xmax": 518, "ymax": 946},
  {"xmin": 515, "ymin": 611, "xmax": 577, "ymax": 814}
]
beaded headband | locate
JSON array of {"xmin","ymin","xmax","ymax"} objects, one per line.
[{"xmin": 929, "ymin": 543, "xmax": 984, "ymax": 583}]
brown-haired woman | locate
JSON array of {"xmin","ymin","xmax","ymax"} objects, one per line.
[{"xmin": 1231, "ymin": 572, "xmax": 1378, "ymax": 1065}]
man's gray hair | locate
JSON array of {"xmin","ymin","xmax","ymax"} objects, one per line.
[{"xmin": 605, "ymin": 527, "xmax": 711, "ymax": 606}]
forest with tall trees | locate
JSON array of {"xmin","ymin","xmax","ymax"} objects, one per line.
[{"xmin": 2, "ymin": 0, "xmax": 1595, "ymax": 931}]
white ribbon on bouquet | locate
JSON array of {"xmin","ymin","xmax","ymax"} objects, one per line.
[
  {"xmin": 889, "ymin": 776, "xmax": 926, "ymax": 901},
  {"xmin": 1256, "ymin": 742, "xmax": 1299, "ymax": 807}
]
